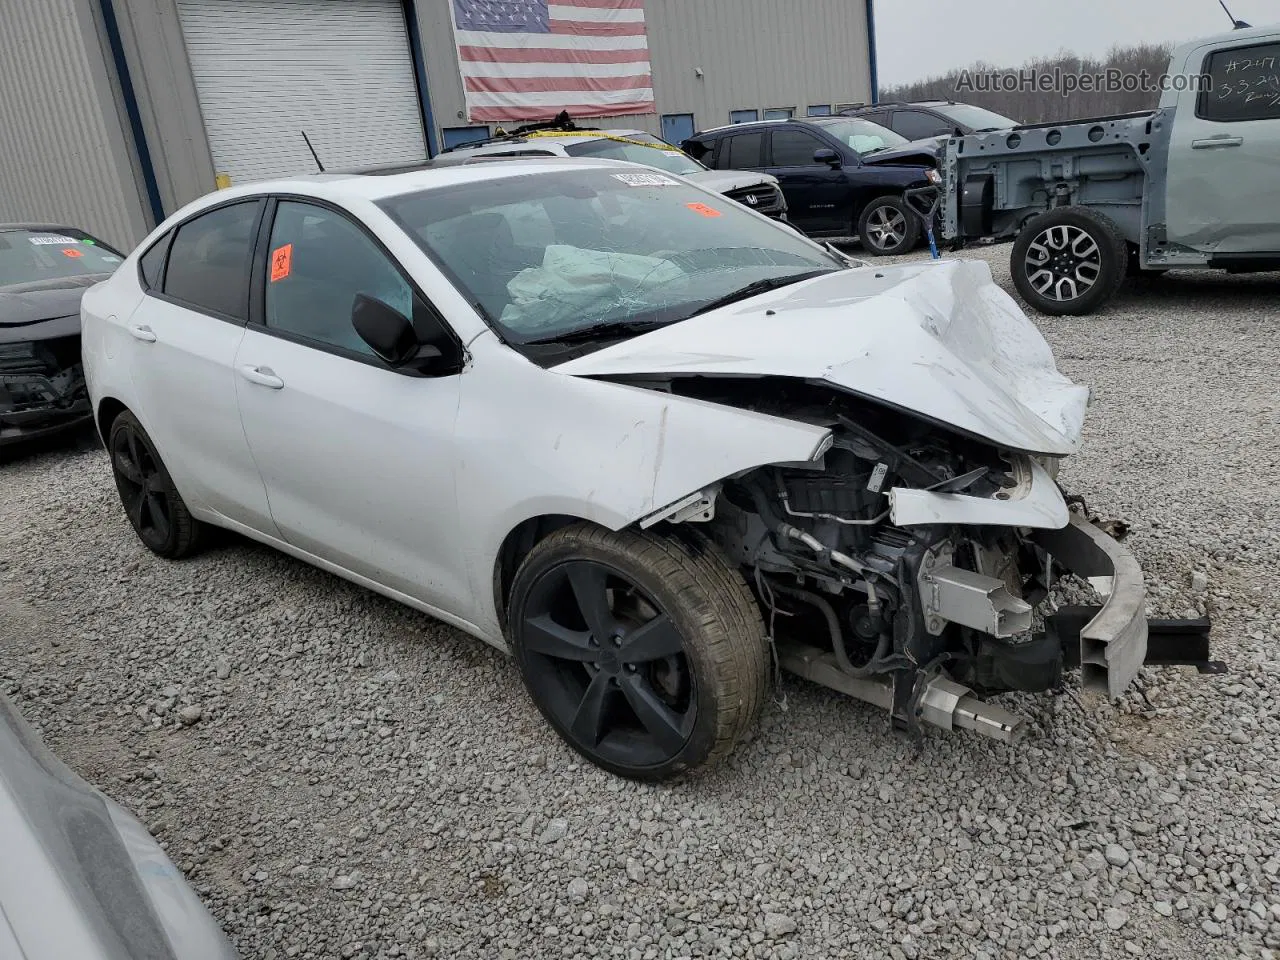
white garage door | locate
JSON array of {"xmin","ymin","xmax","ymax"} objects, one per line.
[{"xmin": 177, "ymin": 0, "xmax": 427, "ymax": 185}]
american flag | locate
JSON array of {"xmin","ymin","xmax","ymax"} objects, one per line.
[{"xmin": 450, "ymin": 0, "xmax": 655, "ymax": 123}]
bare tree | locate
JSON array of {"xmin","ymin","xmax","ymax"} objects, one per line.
[{"xmin": 882, "ymin": 43, "xmax": 1177, "ymax": 123}]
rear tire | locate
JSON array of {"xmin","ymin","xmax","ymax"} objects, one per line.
[
  {"xmin": 507, "ymin": 523, "xmax": 768, "ymax": 781},
  {"xmin": 1011, "ymin": 207, "xmax": 1127, "ymax": 315},
  {"xmin": 108, "ymin": 410, "xmax": 205, "ymax": 559},
  {"xmin": 857, "ymin": 196, "xmax": 920, "ymax": 256}
]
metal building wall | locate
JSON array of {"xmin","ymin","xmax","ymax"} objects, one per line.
[
  {"xmin": 0, "ymin": 0, "xmax": 153, "ymax": 249},
  {"xmin": 644, "ymin": 0, "xmax": 872, "ymax": 130},
  {"xmin": 409, "ymin": 0, "xmax": 872, "ymax": 143}
]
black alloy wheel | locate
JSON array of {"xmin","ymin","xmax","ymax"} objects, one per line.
[
  {"xmin": 508, "ymin": 524, "xmax": 768, "ymax": 780},
  {"xmin": 109, "ymin": 411, "xmax": 204, "ymax": 558},
  {"xmin": 520, "ymin": 560, "xmax": 695, "ymax": 768}
]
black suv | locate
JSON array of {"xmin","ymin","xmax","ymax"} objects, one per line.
[
  {"xmin": 682, "ymin": 117, "xmax": 940, "ymax": 256},
  {"xmin": 839, "ymin": 100, "xmax": 1019, "ymax": 140}
]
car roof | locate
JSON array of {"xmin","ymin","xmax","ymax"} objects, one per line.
[
  {"xmin": 694, "ymin": 117, "xmax": 826, "ymax": 136},
  {"xmin": 444, "ymin": 129, "xmax": 648, "ymax": 152},
  {"xmin": 179, "ymin": 157, "xmax": 660, "ymax": 208}
]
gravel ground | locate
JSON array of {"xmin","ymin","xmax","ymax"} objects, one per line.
[{"xmin": 3, "ymin": 244, "xmax": 1279, "ymax": 960}]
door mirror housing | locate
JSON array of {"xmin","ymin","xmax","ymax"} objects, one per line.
[
  {"xmin": 352, "ymin": 293, "xmax": 453, "ymax": 373},
  {"xmin": 813, "ymin": 148, "xmax": 841, "ymax": 167}
]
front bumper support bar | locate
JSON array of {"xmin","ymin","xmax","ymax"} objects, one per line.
[{"xmin": 1035, "ymin": 512, "xmax": 1148, "ymax": 699}]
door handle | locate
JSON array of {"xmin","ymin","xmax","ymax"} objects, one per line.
[
  {"xmin": 238, "ymin": 364, "xmax": 285, "ymax": 389},
  {"xmin": 127, "ymin": 323, "xmax": 157, "ymax": 342},
  {"xmin": 1191, "ymin": 136, "xmax": 1244, "ymax": 149}
]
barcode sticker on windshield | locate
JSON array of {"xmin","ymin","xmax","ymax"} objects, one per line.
[
  {"xmin": 29, "ymin": 235, "xmax": 78, "ymax": 245},
  {"xmin": 612, "ymin": 173, "xmax": 676, "ymax": 187}
]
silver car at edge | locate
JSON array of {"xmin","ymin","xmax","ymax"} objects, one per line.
[{"xmin": 0, "ymin": 694, "xmax": 238, "ymax": 959}]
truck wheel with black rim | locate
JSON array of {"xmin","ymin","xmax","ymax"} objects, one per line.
[
  {"xmin": 506, "ymin": 523, "xmax": 768, "ymax": 781},
  {"xmin": 1011, "ymin": 207, "xmax": 1128, "ymax": 315},
  {"xmin": 857, "ymin": 196, "xmax": 920, "ymax": 256}
]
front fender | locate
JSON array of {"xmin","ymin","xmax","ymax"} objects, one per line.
[{"xmin": 454, "ymin": 344, "xmax": 831, "ymax": 634}]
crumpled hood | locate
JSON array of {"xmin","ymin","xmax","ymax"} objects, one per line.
[
  {"xmin": 0, "ymin": 275, "xmax": 106, "ymax": 327},
  {"xmin": 860, "ymin": 136, "xmax": 943, "ymax": 166},
  {"xmin": 685, "ymin": 170, "xmax": 780, "ymax": 194},
  {"xmin": 552, "ymin": 259, "xmax": 1089, "ymax": 456}
]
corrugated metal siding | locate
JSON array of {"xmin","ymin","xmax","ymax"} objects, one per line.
[
  {"xmin": 176, "ymin": 0, "xmax": 428, "ymax": 184},
  {"xmin": 409, "ymin": 0, "xmax": 870, "ymax": 144},
  {"xmin": 0, "ymin": 0, "xmax": 151, "ymax": 248},
  {"xmin": 644, "ymin": 0, "xmax": 871, "ymax": 132}
]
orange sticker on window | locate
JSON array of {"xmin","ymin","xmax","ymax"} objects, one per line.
[
  {"xmin": 61, "ymin": 248, "xmax": 84, "ymax": 258},
  {"xmin": 269, "ymin": 243, "xmax": 292, "ymax": 282},
  {"xmin": 686, "ymin": 202, "xmax": 722, "ymax": 218}
]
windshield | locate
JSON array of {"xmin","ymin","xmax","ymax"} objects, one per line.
[
  {"xmin": 0, "ymin": 229, "xmax": 123, "ymax": 287},
  {"xmin": 930, "ymin": 103, "xmax": 1019, "ymax": 132},
  {"xmin": 809, "ymin": 118, "xmax": 910, "ymax": 154},
  {"xmin": 562, "ymin": 134, "xmax": 705, "ymax": 176},
  {"xmin": 380, "ymin": 168, "xmax": 842, "ymax": 342}
]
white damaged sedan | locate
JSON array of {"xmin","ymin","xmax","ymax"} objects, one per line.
[{"xmin": 81, "ymin": 159, "xmax": 1146, "ymax": 780}]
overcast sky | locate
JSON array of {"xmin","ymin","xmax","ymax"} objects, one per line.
[{"xmin": 875, "ymin": 0, "xmax": 1275, "ymax": 86}]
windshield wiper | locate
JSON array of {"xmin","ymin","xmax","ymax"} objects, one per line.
[
  {"xmin": 523, "ymin": 319, "xmax": 670, "ymax": 345},
  {"xmin": 687, "ymin": 270, "xmax": 833, "ymax": 318}
]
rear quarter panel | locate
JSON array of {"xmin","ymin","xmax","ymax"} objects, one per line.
[{"xmin": 80, "ymin": 271, "xmax": 145, "ymax": 440}]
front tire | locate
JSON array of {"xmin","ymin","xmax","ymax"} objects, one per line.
[
  {"xmin": 1011, "ymin": 207, "xmax": 1127, "ymax": 315},
  {"xmin": 108, "ymin": 410, "xmax": 205, "ymax": 559},
  {"xmin": 857, "ymin": 195, "xmax": 920, "ymax": 256},
  {"xmin": 507, "ymin": 523, "xmax": 768, "ymax": 781}
]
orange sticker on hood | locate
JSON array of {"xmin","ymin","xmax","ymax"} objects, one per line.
[
  {"xmin": 270, "ymin": 244, "xmax": 293, "ymax": 282},
  {"xmin": 686, "ymin": 202, "xmax": 722, "ymax": 218}
]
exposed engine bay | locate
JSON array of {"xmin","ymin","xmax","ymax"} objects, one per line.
[
  {"xmin": 638, "ymin": 377, "xmax": 1139, "ymax": 739},
  {"xmin": 0, "ymin": 334, "xmax": 90, "ymax": 446}
]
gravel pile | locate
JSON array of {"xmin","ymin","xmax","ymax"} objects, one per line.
[{"xmin": 2, "ymin": 245, "xmax": 1279, "ymax": 960}]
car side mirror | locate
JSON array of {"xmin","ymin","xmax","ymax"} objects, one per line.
[
  {"xmin": 352, "ymin": 293, "xmax": 446, "ymax": 372},
  {"xmin": 813, "ymin": 148, "xmax": 841, "ymax": 167}
]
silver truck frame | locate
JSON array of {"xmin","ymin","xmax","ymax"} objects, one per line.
[{"xmin": 931, "ymin": 22, "xmax": 1280, "ymax": 315}]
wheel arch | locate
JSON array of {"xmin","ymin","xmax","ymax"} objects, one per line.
[
  {"xmin": 492, "ymin": 513, "xmax": 600, "ymax": 631},
  {"xmin": 95, "ymin": 396, "xmax": 129, "ymax": 446},
  {"xmin": 852, "ymin": 186, "xmax": 913, "ymax": 225}
]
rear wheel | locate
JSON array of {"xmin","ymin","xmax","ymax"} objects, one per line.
[
  {"xmin": 857, "ymin": 196, "xmax": 920, "ymax": 256},
  {"xmin": 109, "ymin": 410, "xmax": 205, "ymax": 558},
  {"xmin": 1011, "ymin": 207, "xmax": 1127, "ymax": 315},
  {"xmin": 507, "ymin": 523, "xmax": 767, "ymax": 781}
]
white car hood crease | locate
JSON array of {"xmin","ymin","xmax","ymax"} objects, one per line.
[
  {"xmin": 684, "ymin": 170, "xmax": 781, "ymax": 194},
  {"xmin": 553, "ymin": 259, "xmax": 1090, "ymax": 456}
]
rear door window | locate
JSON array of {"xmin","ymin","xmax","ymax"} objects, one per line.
[
  {"xmin": 138, "ymin": 234, "xmax": 170, "ymax": 290},
  {"xmin": 1198, "ymin": 42, "xmax": 1280, "ymax": 121},
  {"xmin": 162, "ymin": 201, "xmax": 263, "ymax": 321},
  {"xmin": 769, "ymin": 129, "xmax": 827, "ymax": 166},
  {"xmin": 892, "ymin": 110, "xmax": 950, "ymax": 140},
  {"xmin": 721, "ymin": 132, "xmax": 764, "ymax": 169}
]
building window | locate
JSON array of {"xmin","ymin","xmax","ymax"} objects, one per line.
[
  {"xmin": 660, "ymin": 113, "xmax": 696, "ymax": 145},
  {"xmin": 730, "ymin": 109, "xmax": 759, "ymax": 124},
  {"xmin": 807, "ymin": 104, "xmax": 832, "ymax": 116},
  {"xmin": 835, "ymin": 102, "xmax": 867, "ymax": 113},
  {"xmin": 763, "ymin": 108, "xmax": 794, "ymax": 120},
  {"xmin": 442, "ymin": 125, "xmax": 491, "ymax": 149}
]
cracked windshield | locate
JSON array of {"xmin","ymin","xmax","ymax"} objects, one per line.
[{"xmin": 380, "ymin": 168, "xmax": 843, "ymax": 342}]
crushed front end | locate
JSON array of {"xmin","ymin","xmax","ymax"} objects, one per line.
[
  {"xmin": 679, "ymin": 385, "xmax": 1147, "ymax": 740},
  {"xmin": 0, "ymin": 333, "xmax": 91, "ymax": 446}
]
